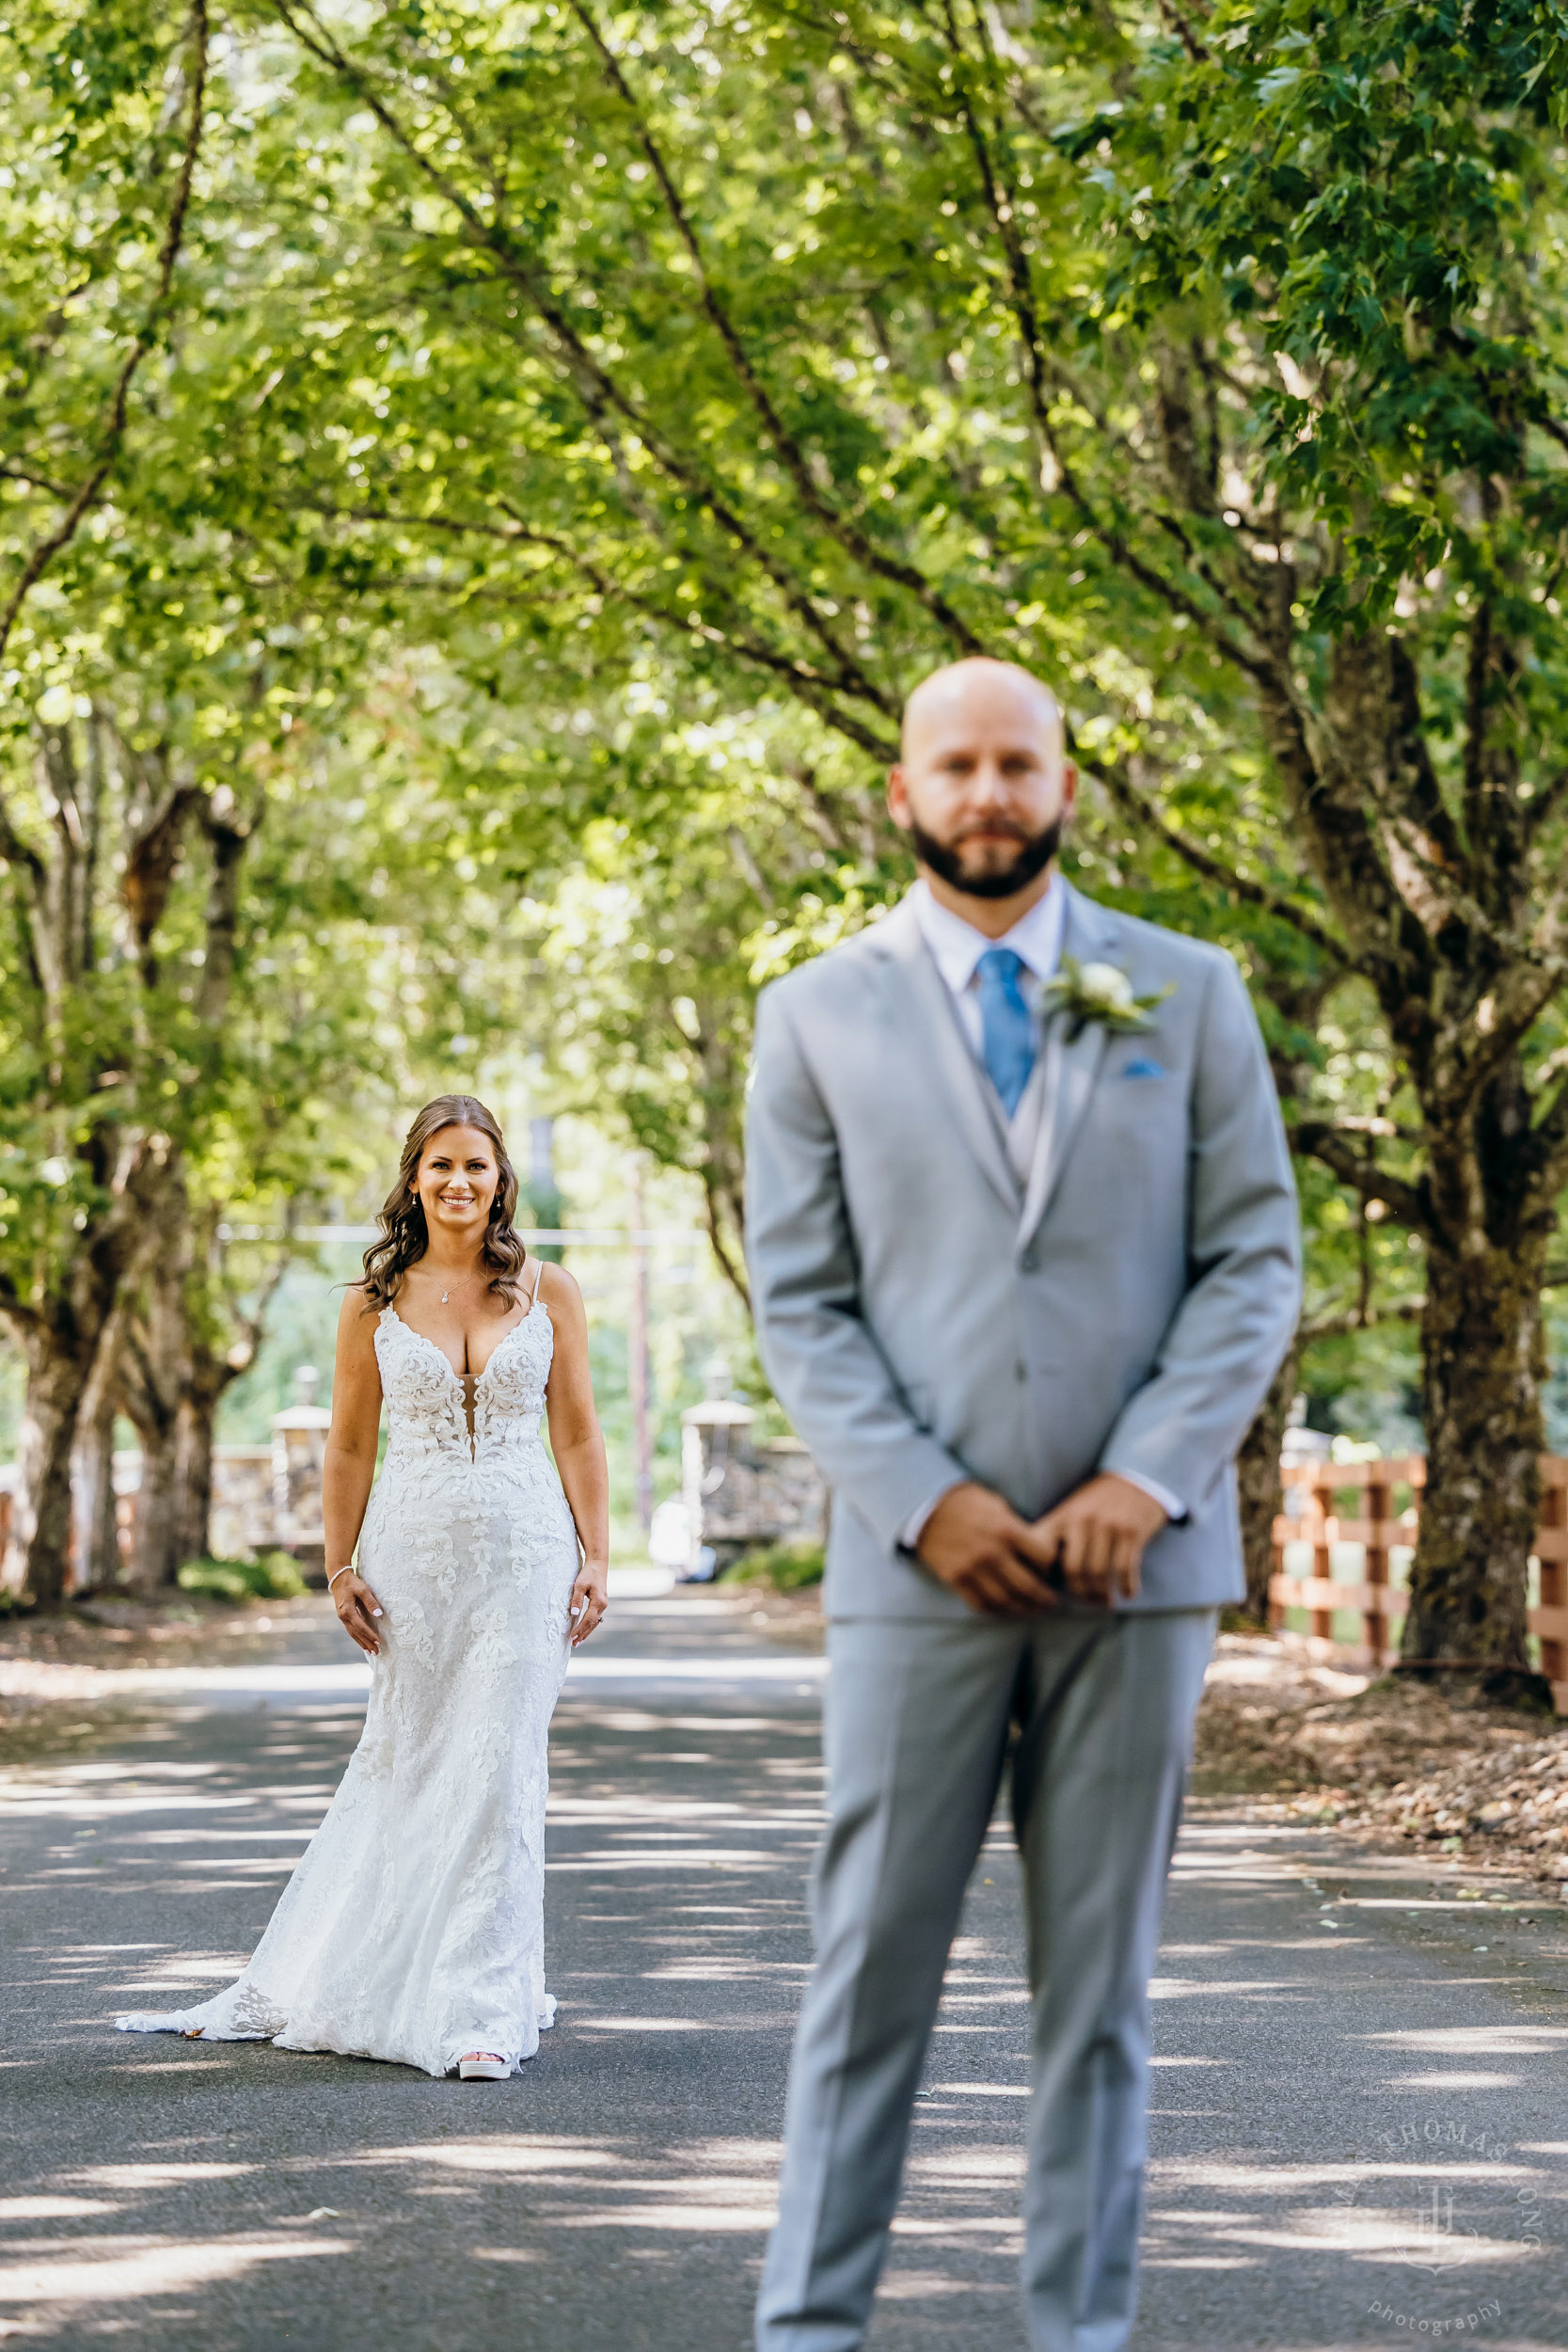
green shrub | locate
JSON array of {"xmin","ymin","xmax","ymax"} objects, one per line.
[
  {"xmin": 724, "ymin": 1538, "xmax": 825, "ymax": 1592},
  {"xmin": 177, "ymin": 1552, "xmax": 308, "ymax": 1606}
]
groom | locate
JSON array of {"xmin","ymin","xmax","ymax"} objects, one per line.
[{"xmin": 744, "ymin": 658, "xmax": 1299, "ymax": 2351}]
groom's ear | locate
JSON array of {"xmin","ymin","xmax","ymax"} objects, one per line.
[{"xmin": 887, "ymin": 765, "xmax": 913, "ymax": 832}]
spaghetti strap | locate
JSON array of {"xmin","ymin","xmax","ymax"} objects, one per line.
[{"xmin": 529, "ymin": 1255, "xmax": 546, "ymax": 1311}]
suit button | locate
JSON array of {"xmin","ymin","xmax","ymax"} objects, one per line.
[
  {"xmin": 1015, "ymin": 1362, "xmax": 1028, "ymax": 1382},
  {"xmin": 1021, "ymin": 1248, "xmax": 1039, "ymax": 1273}
]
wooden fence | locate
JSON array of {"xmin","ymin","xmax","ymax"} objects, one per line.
[
  {"xmin": 1269, "ymin": 1453, "xmax": 1568, "ymax": 1713},
  {"xmin": 7, "ymin": 1449, "xmax": 1568, "ymax": 1717}
]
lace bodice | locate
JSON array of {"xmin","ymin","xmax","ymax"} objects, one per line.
[{"xmin": 375, "ymin": 1302, "xmax": 554, "ymax": 1462}]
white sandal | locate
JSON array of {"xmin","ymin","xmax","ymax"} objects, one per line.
[{"xmin": 457, "ymin": 2052, "xmax": 509, "ymax": 2081}]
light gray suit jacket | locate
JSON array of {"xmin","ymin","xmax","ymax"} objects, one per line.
[{"xmin": 743, "ymin": 882, "xmax": 1301, "ymax": 1618}]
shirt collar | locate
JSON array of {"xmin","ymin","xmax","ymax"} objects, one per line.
[{"xmin": 911, "ymin": 871, "xmax": 1067, "ymax": 993}]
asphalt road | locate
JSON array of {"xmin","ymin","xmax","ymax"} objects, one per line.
[{"xmin": 3, "ymin": 1586, "xmax": 1567, "ymax": 2352}]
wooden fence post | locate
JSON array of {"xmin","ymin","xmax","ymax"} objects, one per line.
[
  {"xmin": 117, "ymin": 1487, "xmax": 136, "ymax": 1577},
  {"xmin": 1310, "ymin": 1467, "xmax": 1334, "ymax": 1645},
  {"xmin": 1536, "ymin": 1463, "xmax": 1567, "ymax": 1701},
  {"xmin": 1264, "ymin": 1446, "xmax": 1568, "ymax": 1716},
  {"xmin": 1268, "ymin": 1472, "xmax": 1288, "ymax": 1633},
  {"xmin": 1364, "ymin": 1467, "xmax": 1391, "ymax": 1666}
]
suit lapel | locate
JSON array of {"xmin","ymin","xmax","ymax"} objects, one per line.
[
  {"xmin": 1017, "ymin": 884, "xmax": 1117, "ymax": 1251},
  {"xmin": 873, "ymin": 898, "xmax": 1020, "ymax": 1216}
]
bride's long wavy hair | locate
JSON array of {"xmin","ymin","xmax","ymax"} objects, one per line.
[{"xmin": 360, "ymin": 1095, "xmax": 529, "ymax": 1313}]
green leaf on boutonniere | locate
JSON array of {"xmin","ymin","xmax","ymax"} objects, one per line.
[{"xmin": 1040, "ymin": 955, "xmax": 1174, "ymax": 1043}]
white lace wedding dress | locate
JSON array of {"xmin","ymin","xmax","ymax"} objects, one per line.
[{"xmin": 116, "ymin": 1297, "xmax": 580, "ymax": 2077}]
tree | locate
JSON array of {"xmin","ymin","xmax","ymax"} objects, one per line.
[
  {"xmin": 111, "ymin": 1177, "xmax": 293, "ymax": 1590},
  {"xmin": 256, "ymin": 0, "xmax": 1568, "ymax": 1682},
  {"xmin": 0, "ymin": 714, "xmax": 239, "ymax": 1604},
  {"xmin": 478, "ymin": 693, "xmax": 893, "ymax": 1304},
  {"xmin": 0, "ymin": 0, "xmax": 524, "ymax": 1597},
  {"xmin": 1089, "ymin": 0, "xmax": 1568, "ymax": 1687},
  {"xmin": 0, "ymin": 0, "xmax": 212, "ymax": 1600}
]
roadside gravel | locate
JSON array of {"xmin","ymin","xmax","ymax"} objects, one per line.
[{"xmin": 1196, "ymin": 1633, "xmax": 1568, "ymax": 1886}]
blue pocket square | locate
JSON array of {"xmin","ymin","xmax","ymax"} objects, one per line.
[{"xmin": 1120, "ymin": 1057, "xmax": 1166, "ymax": 1080}]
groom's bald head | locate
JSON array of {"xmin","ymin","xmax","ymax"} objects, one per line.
[
  {"xmin": 890, "ymin": 658, "xmax": 1075, "ymax": 916},
  {"xmin": 899, "ymin": 658, "xmax": 1066, "ymax": 765}
]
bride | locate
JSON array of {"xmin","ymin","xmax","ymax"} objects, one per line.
[{"xmin": 117, "ymin": 1094, "xmax": 609, "ymax": 2080}]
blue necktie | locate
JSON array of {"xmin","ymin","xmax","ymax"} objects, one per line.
[{"xmin": 976, "ymin": 946, "xmax": 1037, "ymax": 1117}]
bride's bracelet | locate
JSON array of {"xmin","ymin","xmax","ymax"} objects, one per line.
[{"xmin": 326, "ymin": 1565, "xmax": 354, "ymax": 1592}]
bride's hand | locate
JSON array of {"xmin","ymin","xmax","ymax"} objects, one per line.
[
  {"xmin": 329, "ymin": 1567, "xmax": 384, "ymax": 1657},
  {"xmin": 568, "ymin": 1562, "xmax": 608, "ymax": 1647}
]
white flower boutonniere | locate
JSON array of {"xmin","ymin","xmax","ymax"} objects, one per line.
[{"xmin": 1041, "ymin": 955, "xmax": 1174, "ymax": 1043}]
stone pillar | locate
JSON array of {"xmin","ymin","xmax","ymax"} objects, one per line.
[
  {"xmin": 208, "ymin": 1448, "xmax": 277, "ymax": 1562},
  {"xmin": 680, "ymin": 1397, "xmax": 827, "ymax": 1580}
]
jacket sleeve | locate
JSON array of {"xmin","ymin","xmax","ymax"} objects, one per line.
[
  {"xmin": 744, "ymin": 980, "xmax": 967, "ymax": 1554},
  {"xmin": 1098, "ymin": 953, "xmax": 1301, "ymax": 1515}
]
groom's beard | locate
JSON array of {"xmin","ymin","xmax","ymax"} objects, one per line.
[{"xmin": 910, "ymin": 815, "xmax": 1062, "ymax": 901}]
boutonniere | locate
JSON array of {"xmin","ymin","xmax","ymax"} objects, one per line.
[{"xmin": 1041, "ymin": 956, "xmax": 1174, "ymax": 1043}]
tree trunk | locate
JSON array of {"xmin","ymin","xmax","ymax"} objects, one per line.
[
  {"xmin": 174, "ymin": 1388, "xmax": 216, "ymax": 1565},
  {"xmin": 128, "ymin": 1413, "xmax": 182, "ymax": 1593},
  {"xmin": 10, "ymin": 1343, "xmax": 87, "ymax": 1606},
  {"xmin": 1, "ymin": 1135, "xmax": 174, "ymax": 1601},
  {"xmin": 170, "ymin": 1198, "xmax": 288, "ymax": 1566},
  {"xmin": 120, "ymin": 1186, "xmax": 193, "ymax": 1594},
  {"xmin": 121, "ymin": 1336, "xmax": 186, "ymax": 1595},
  {"xmin": 71, "ymin": 1375, "xmax": 124, "ymax": 1591},
  {"xmin": 1237, "ymin": 1339, "xmax": 1299, "ymax": 1626},
  {"xmin": 692, "ymin": 1006, "xmax": 751, "ymax": 1308},
  {"xmin": 1399, "ymin": 1221, "xmax": 1549, "ymax": 1701},
  {"xmin": 700, "ymin": 1168, "xmax": 751, "ymax": 1310}
]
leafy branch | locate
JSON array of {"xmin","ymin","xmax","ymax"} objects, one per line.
[{"xmin": 0, "ymin": 0, "xmax": 209, "ymax": 672}]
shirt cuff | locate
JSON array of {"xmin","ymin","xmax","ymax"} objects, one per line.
[
  {"xmin": 1112, "ymin": 1467, "xmax": 1185, "ymax": 1523},
  {"xmin": 898, "ymin": 1481, "xmax": 966, "ymax": 1555}
]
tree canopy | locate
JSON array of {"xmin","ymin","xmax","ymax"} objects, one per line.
[{"xmin": 5, "ymin": 0, "xmax": 1568, "ymax": 1676}]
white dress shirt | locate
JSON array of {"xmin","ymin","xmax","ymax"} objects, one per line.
[
  {"xmin": 911, "ymin": 872, "xmax": 1068, "ymax": 1057},
  {"xmin": 911, "ymin": 877, "xmax": 1065, "ymax": 1185},
  {"xmin": 898, "ymin": 876, "xmax": 1181, "ymax": 1549}
]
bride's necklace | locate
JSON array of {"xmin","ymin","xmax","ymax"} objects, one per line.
[{"xmin": 435, "ymin": 1261, "xmax": 480, "ymax": 1307}]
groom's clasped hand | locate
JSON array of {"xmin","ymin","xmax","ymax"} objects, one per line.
[{"xmin": 916, "ymin": 1467, "xmax": 1170, "ymax": 1613}]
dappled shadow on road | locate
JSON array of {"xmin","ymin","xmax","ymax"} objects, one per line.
[
  {"xmin": 0, "ymin": 1623, "xmax": 1046, "ymax": 2352},
  {"xmin": 5, "ymin": 1612, "xmax": 1568, "ymax": 2349},
  {"xmin": 1132, "ymin": 1819, "xmax": 1568, "ymax": 2351},
  {"xmin": 3, "ymin": 1678, "xmax": 804, "ymax": 2349}
]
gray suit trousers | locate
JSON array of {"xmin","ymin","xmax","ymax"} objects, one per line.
[{"xmin": 756, "ymin": 1607, "xmax": 1216, "ymax": 2352}]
